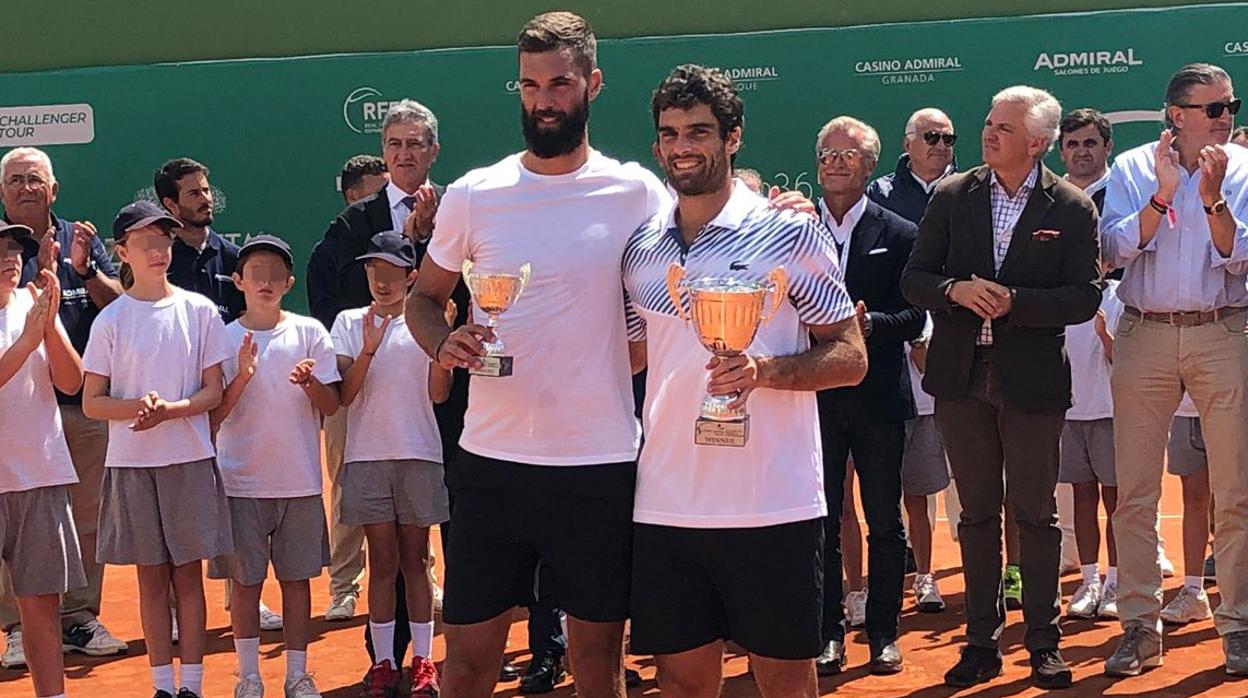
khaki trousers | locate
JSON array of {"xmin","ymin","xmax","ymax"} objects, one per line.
[{"xmin": 1111, "ymin": 308, "xmax": 1248, "ymax": 634}]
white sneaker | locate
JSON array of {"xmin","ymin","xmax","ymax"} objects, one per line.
[
  {"xmin": 234, "ymin": 672, "xmax": 265, "ymax": 698},
  {"xmin": 1067, "ymin": 581, "xmax": 1102, "ymax": 618},
  {"xmin": 324, "ymin": 593, "xmax": 357, "ymax": 622},
  {"xmin": 259, "ymin": 602, "xmax": 284, "ymax": 631},
  {"xmin": 433, "ymin": 583, "xmax": 444, "ymax": 613},
  {"xmin": 62, "ymin": 618, "xmax": 129, "ymax": 656},
  {"xmin": 1160, "ymin": 555, "xmax": 1176, "ymax": 578},
  {"xmin": 171, "ymin": 615, "xmax": 179, "ymax": 644},
  {"xmin": 845, "ymin": 590, "xmax": 868, "ymax": 628},
  {"xmin": 284, "ymin": 673, "xmax": 322, "ymax": 698},
  {"xmin": 1, "ymin": 627, "xmax": 25, "ymax": 669},
  {"xmin": 1098, "ymin": 582, "xmax": 1120, "ymax": 619},
  {"xmin": 1161, "ymin": 585, "xmax": 1213, "ymax": 625},
  {"xmin": 913, "ymin": 573, "xmax": 945, "ymax": 612}
]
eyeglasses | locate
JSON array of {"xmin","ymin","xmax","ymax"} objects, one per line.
[
  {"xmin": 3, "ymin": 173, "xmax": 50, "ymax": 190},
  {"xmin": 1175, "ymin": 98, "xmax": 1241, "ymax": 119},
  {"xmin": 818, "ymin": 148, "xmax": 865, "ymax": 166},
  {"xmin": 920, "ymin": 131, "xmax": 958, "ymax": 146}
]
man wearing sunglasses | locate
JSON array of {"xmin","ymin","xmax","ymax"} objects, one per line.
[
  {"xmin": 867, "ymin": 108, "xmax": 957, "ymax": 226},
  {"xmin": 813, "ymin": 116, "xmax": 924, "ymax": 677},
  {"xmin": 1102, "ymin": 62, "xmax": 1248, "ymax": 678}
]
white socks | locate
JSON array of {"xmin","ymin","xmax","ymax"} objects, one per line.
[
  {"xmin": 410, "ymin": 620, "xmax": 435, "ymax": 659},
  {"xmin": 1080, "ymin": 564, "xmax": 1100, "ymax": 586},
  {"xmin": 369, "ymin": 620, "xmax": 396, "ymax": 665},
  {"xmin": 151, "ymin": 663, "xmax": 175, "ymax": 695},
  {"xmin": 181, "ymin": 663, "xmax": 203, "ymax": 697},
  {"xmin": 1186, "ymin": 575, "xmax": 1204, "ymax": 591},
  {"xmin": 286, "ymin": 649, "xmax": 308, "ymax": 682},
  {"xmin": 1105, "ymin": 566, "xmax": 1118, "ymax": 587},
  {"xmin": 235, "ymin": 636, "xmax": 261, "ymax": 677}
]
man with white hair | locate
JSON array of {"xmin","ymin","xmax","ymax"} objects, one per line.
[
  {"xmin": 812, "ymin": 116, "xmax": 923, "ymax": 677},
  {"xmin": 0, "ymin": 147, "xmax": 128, "ymax": 670},
  {"xmin": 868, "ymin": 108, "xmax": 957, "ymax": 225},
  {"xmin": 901, "ymin": 86, "xmax": 1101, "ymax": 689},
  {"xmin": 1102, "ymin": 62, "xmax": 1248, "ymax": 677}
]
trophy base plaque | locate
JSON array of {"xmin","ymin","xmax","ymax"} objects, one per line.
[
  {"xmin": 694, "ymin": 417, "xmax": 749, "ymax": 447},
  {"xmin": 470, "ymin": 355, "xmax": 514, "ymax": 378}
]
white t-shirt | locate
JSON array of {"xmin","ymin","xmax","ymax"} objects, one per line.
[
  {"xmin": 0, "ymin": 291, "xmax": 78, "ymax": 493},
  {"xmin": 1065, "ymin": 280, "xmax": 1124, "ymax": 421},
  {"xmin": 331, "ymin": 307, "xmax": 442, "ymax": 464},
  {"xmin": 83, "ymin": 288, "xmax": 231, "ymax": 468},
  {"xmin": 907, "ymin": 313, "xmax": 935, "ymax": 417},
  {"xmin": 216, "ymin": 313, "xmax": 340, "ymax": 497},
  {"xmin": 623, "ymin": 182, "xmax": 855, "ymax": 528},
  {"xmin": 427, "ymin": 149, "xmax": 669, "ymax": 466}
]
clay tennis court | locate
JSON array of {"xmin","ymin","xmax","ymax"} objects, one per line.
[{"xmin": 2, "ymin": 472, "xmax": 1238, "ymax": 697}]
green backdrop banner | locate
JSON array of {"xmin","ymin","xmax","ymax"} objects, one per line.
[{"xmin": 1, "ymin": 4, "xmax": 1245, "ymax": 311}]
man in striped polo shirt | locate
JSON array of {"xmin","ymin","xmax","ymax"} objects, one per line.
[{"xmin": 622, "ymin": 64, "xmax": 868, "ymax": 696}]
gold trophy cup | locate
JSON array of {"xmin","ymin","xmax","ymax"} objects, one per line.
[
  {"xmin": 462, "ymin": 260, "xmax": 531, "ymax": 377},
  {"xmin": 666, "ymin": 262, "xmax": 788, "ymax": 447}
]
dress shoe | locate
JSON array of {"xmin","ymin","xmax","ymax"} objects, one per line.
[
  {"xmin": 944, "ymin": 646, "xmax": 1003, "ymax": 687},
  {"xmin": 815, "ymin": 640, "xmax": 845, "ymax": 676},
  {"xmin": 519, "ymin": 651, "xmax": 564, "ymax": 694},
  {"xmin": 869, "ymin": 640, "xmax": 903, "ymax": 674}
]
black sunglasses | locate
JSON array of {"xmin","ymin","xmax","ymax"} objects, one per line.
[
  {"xmin": 1176, "ymin": 98, "xmax": 1242, "ymax": 119},
  {"xmin": 922, "ymin": 131, "xmax": 957, "ymax": 146}
]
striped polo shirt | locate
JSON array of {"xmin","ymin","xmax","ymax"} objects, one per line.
[{"xmin": 623, "ymin": 181, "xmax": 854, "ymax": 528}]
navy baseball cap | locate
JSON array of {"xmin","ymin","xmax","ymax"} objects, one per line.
[
  {"xmin": 0, "ymin": 222, "xmax": 33, "ymax": 239},
  {"xmin": 238, "ymin": 234, "xmax": 295, "ymax": 269},
  {"xmin": 356, "ymin": 231, "xmax": 418, "ymax": 269},
  {"xmin": 112, "ymin": 200, "xmax": 181, "ymax": 241}
]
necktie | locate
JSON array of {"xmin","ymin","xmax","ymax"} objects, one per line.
[{"xmin": 401, "ymin": 196, "xmax": 417, "ymax": 211}]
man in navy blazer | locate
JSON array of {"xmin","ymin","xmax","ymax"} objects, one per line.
[{"xmin": 812, "ymin": 116, "xmax": 924, "ymax": 677}]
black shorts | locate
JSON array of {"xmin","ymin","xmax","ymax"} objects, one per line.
[
  {"xmin": 441, "ymin": 450, "xmax": 635, "ymax": 625},
  {"xmin": 630, "ymin": 518, "xmax": 824, "ymax": 660}
]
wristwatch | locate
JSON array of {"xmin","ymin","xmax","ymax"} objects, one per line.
[
  {"xmin": 1204, "ymin": 199, "xmax": 1228, "ymax": 216},
  {"xmin": 75, "ymin": 257, "xmax": 98, "ymax": 280}
]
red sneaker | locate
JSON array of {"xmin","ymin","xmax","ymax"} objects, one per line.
[
  {"xmin": 361, "ymin": 659, "xmax": 401, "ymax": 697},
  {"xmin": 409, "ymin": 656, "xmax": 440, "ymax": 697}
]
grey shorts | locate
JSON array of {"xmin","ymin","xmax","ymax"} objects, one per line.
[
  {"xmin": 1167, "ymin": 416, "xmax": 1207, "ymax": 477},
  {"xmin": 0, "ymin": 485, "xmax": 86, "ymax": 597},
  {"xmin": 340, "ymin": 459, "xmax": 449, "ymax": 528},
  {"xmin": 97, "ymin": 459, "xmax": 234, "ymax": 567},
  {"xmin": 1059, "ymin": 419, "xmax": 1117, "ymax": 486},
  {"xmin": 901, "ymin": 416, "xmax": 950, "ymax": 496},
  {"xmin": 208, "ymin": 496, "xmax": 330, "ymax": 585}
]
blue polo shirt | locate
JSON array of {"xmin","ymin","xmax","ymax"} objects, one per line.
[
  {"xmin": 14, "ymin": 212, "xmax": 119, "ymax": 405},
  {"xmin": 167, "ymin": 227, "xmax": 246, "ymax": 323}
]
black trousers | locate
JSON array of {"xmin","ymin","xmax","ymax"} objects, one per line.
[
  {"xmin": 818, "ymin": 396, "xmax": 906, "ymax": 649},
  {"xmin": 934, "ymin": 348, "xmax": 1064, "ymax": 653}
]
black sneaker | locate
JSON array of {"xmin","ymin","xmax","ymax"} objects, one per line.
[
  {"xmin": 944, "ymin": 646, "xmax": 1003, "ymax": 687},
  {"xmin": 1031, "ymin": 649, "xmax": 1073, "ymax": 689},
  {"xmin": 152, "ymin": 692, "xmax": 173, "ymax": 698},
  {"xmin": 176, "ymin": 690, "xmax": 201, "ymax": 698},
  {"xmin": 519, "ymin": 651, "xmax": 564, "ymax": 694}
]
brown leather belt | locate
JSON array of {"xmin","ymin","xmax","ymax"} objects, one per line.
[{"xmin": 1123, "ymin": 305, "xmax": 1243, "ymax": 327}]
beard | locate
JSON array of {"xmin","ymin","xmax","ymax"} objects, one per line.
[
  {"xmin": 521, "ymin": 91, "xmax": 590, "ymax": 159},
  {"xmin": 664, "ymin": 149, "xmax": 731, "ymax": 196}
]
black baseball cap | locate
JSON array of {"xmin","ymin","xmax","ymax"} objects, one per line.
[
  {"xmin": 0, "ymin": 222, "xmax": 33, "ymax": 239},
  {"xmin": 238, "ymin": 234, "xmax": 295, "ymax": 269},
  {"xmin": 356, "ymin": 231, "xmax": 417, "ymax": 269},
  {"xmin": 112, "ymin": 200, "xmax": 181, "ymax": 241}
]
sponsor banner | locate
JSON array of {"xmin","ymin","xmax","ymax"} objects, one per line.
[
  {"xmin": 0, "ymin": 3, "xmax": 1242, "ymax": 312},
  {"xmin": 0, "ymin": 103, "xmax": 94, "ymax": 146}
]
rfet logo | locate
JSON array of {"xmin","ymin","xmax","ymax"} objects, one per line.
[{"xmin": 343, "ymin": 87, "xmax": 399, "ymax": 134}]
